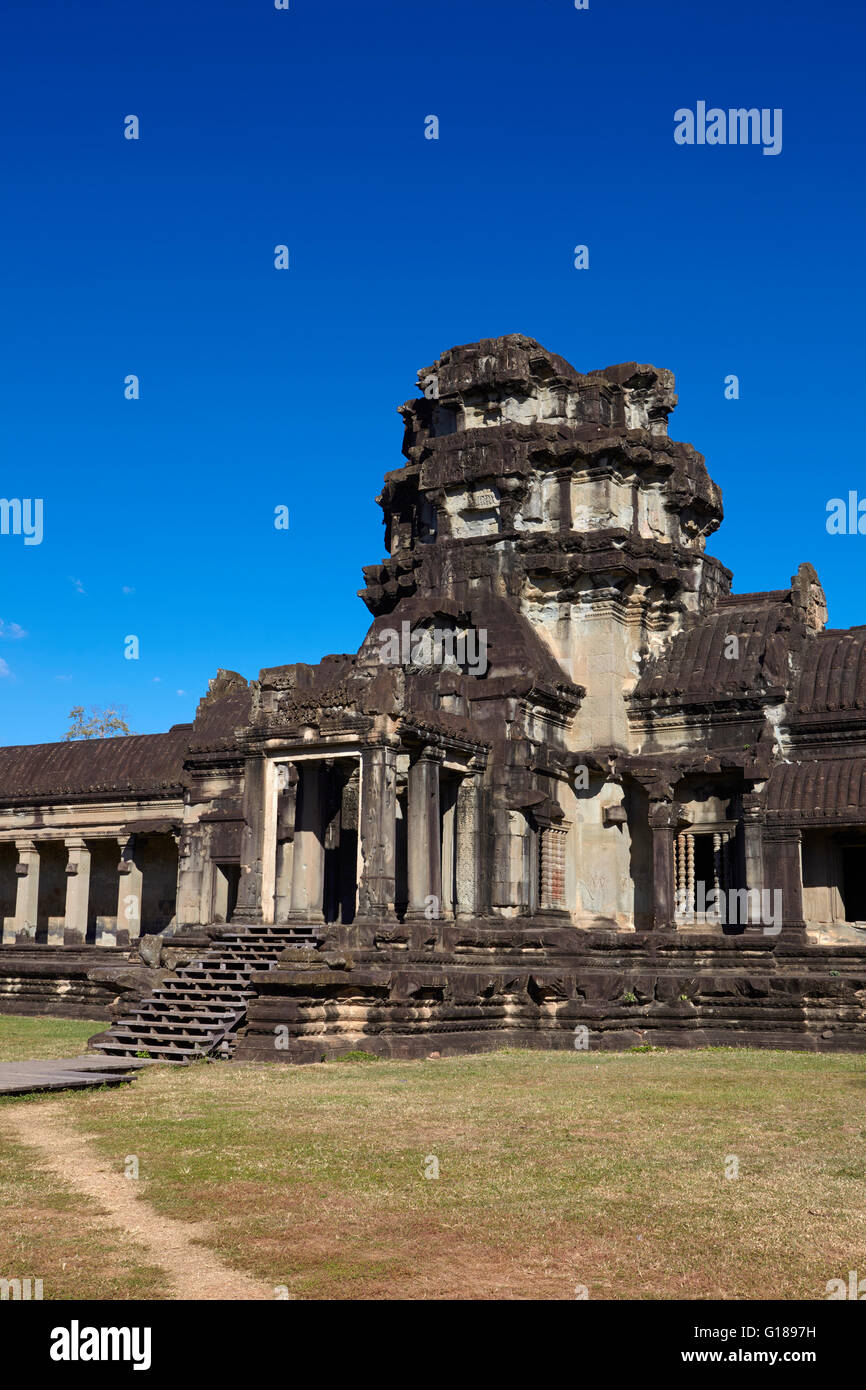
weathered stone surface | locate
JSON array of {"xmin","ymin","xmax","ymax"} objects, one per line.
[
  {"xmin": 1, "ymin": 334, "xmax": 866, "ymax": 1059},
  {"xmin": 235, "ymin": 931, "xmax": 866, "ymax": 1062}
]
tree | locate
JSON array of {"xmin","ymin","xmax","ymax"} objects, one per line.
[{"xmin": 64, "ymin": 705, "xmax": 134, "ymax": 740}]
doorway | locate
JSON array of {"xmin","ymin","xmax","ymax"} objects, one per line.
[{"xmin": 841, "ymin": 846, "xmax": 866, "ymax": 922}]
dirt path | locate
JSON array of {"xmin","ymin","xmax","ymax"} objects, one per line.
[{"xmin": 3, "ymin": 1101, "xmax": 276, "ymax": 1300}]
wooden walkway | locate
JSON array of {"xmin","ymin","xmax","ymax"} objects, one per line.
[{"xmin": 0, "ymin": 1054, "xmax": 155, "ymax": 1096}]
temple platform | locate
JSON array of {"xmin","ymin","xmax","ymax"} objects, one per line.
[{"xmin": 233, "ymin": 924, "xmax": 866, "ymax": 1062}]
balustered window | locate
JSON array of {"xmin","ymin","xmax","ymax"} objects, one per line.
[{"xmin": 674, "ymin": 827, "xmax": 737, "ymax": 918}]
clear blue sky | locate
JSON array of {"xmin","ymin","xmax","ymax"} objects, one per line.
[{"xmin": 1, "ymin": 0, "xmax": 863, "ymax": 746}]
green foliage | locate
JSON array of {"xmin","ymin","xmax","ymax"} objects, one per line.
[{"xmin": 64, "ymin": 705, "xmax": 134, "ymax": 740}]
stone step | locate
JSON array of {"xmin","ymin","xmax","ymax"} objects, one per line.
[
  {"xmin": 225, "ymin": 928, "xmax": 318, "ymax": 937},
  {"xmin": 151, "ymin": 976, "xmax": 252, "ymax": 991},
  {"xmin": 224, "ymin": 932, "xmax": 319, "ymax": 943},
  {"xmin": 203, "ymin": 947, "xmax": 280, "ymax": 958},
  {"xmin": 106, "ymin": 1033, "xmax": 206, "ymax": 1053},
  {"xmin": 91, "ymin": 918, "xmax": 322, "ymax": 1058},
  {"xmin": 176, "ymin": 969, "xmax": 249, "ymax": 983},
  {"xmin": 152, "ymin": 988, "xmax": 249, "ymax": 1000},
  {"xmin": 114, "ymin": 1020, "xmax": 221, "ymax": 1038},
  {"xmin": 161, "ymin": 975, "xmax": 252, "ymax": 989},
  {"xmin": 140, "ymin": 990, "xmax": 240, "ymax": 1006},
  {"xmin": 188, "ymin": 965, "xmax": 277, "ymax": 977},
  {"xmin": 202, "ymin": 947, "xmax": 284, "ymax": 958},
  {"xmin": 135, "ymin": 1002, "xmax": 238, "ymax": 1018},
  {"xmin": 96, "ymin": 1040, "xmax": 203, "ymax": 1061}
]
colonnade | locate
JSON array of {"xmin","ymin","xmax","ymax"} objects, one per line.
[
  {"xmin": 260, "ymin": 745, "xmax": 484, "ymax": 925},
  {"xmin": 649, "ymin": 797, "xmax": 806, "ymax": 933},
  {"xmin": 1, "ymin": 834, "xmax": 150, "ymax": 946}
]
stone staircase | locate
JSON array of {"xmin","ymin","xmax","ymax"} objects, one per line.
[{"xmin": 90, "ymin": 923, "xmax": 322, "ymax": 1062}]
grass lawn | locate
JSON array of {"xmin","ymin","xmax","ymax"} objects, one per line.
[
  {"xmin": 1, "ymin": 1017, "xmax": 865, "ymax": 1299},
  {"xmin": 0, "ymin": 1014, "xmax": 103, "ymax": 1062}
]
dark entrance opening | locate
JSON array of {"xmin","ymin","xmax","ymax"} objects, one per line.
[
  {"xmin": 322, "ymin": 763, "xmax": 358, "ymax": 925},
  {"xmin": 693, "ymin": 835, "xmax": 715, "ymax": 907},
  {"xmin": 395, "ymin": 787, "xmax": 408, "ymax": 920},
  {"xmin": 35, "ymin": 842, "xmax": 66, "ymax": 944},
  {"xmin": 0, "ymin": 844, "xmax": 17, "ymax": 936},
  {"xmin": 87, "ymin": 840, "xmax": 119, "ymax": 943},
  {"xmin": 138, "ymin": 834, "xmax": 178, "ymax": 934},
  {"xmin": 841, "ymin": 847, "xmax": 866, "ymax": 922},
  {"xmin": 213, "ymin": 863, "xmax": 240, "ymax": 923}
]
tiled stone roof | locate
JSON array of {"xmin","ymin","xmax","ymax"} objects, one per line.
[
  {"xmin": 631, "ymin": 595, "xmax": 793, "ymax": 704},
  {"xmin": 0, "ymin": 727, "xmax": 192, "ymax": 801},
  {"xmin": 794, "ymin": 629, "xmax": 866, "ymax": 714},
  {"xmin": 0, "ymin": 671, "xmax": 252, "ymax": 802},
  {"xmin": 767, "ymin": 758, "xmax": 866, "ymax": 821}
]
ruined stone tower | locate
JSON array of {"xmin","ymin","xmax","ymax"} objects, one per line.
[
  {"xmin": 3, "ymin": 334, "xmax": 866, "ymax": 1061},
  {"xmin": 359, "ymin": 335, "xmax": 730, "ymax": 928}
]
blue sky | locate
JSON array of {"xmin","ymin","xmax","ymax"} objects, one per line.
[{"xmin": 1, "ymin": 0, "xmax": 863, "ymax": 745}]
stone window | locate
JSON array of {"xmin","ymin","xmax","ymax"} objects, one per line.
[
  {"xmin": 539, "ymin": 824, "xmax": 569, "ymax": 911},
  {"xmin": 674, "ymin": 828, "xmax": 735, "ymax": 918}
]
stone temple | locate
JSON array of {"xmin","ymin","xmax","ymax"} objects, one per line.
[{"xmin": 2, "ymin": 334, "xmax": 866, "ymax": 1059}]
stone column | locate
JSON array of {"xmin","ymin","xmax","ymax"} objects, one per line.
[
  {"xmin": 649, "ymin": 801, "xmax": 677, "ymax": 931},
  {"xmin": 440, "ymin": 779, "xmax": 458, "ymax": 918},
  {"xmin": 12, "ymin": 841, "xmax": 40, "ymax": 942},
  {"xmin": 235, "ymin": 755, "xmax": 269, "ymax": 921},
  {"xmin": 273, "ymin": 766, "xmax": 297, "ymax": 923},
  {"xmin": 288, "ymin": 762, "xmax": 326, "ymax": 922},
  {"xmin": 356, "ymin": 746, "xmax": 397, "ymax": 923},
  {"xmin": 116, "ymin": 835, "xmax": 143, "ymax": 946},
  {"xmin": 742, "ymin": 799, "xmax": 765, "ymax": 928},
  {"xmin": 406, "ymin": 748, "xmax": 442, "ymax": 920},
  {"xmin": 455, "ymin": 771, "xmax": 483, "ymax": 919},
  {"xmin": 63, "ymin": 838, "xmax": 91, "ymax": 946},
  {"xmin": 763, "ymin": 826, "xmax": 805, "ymax": 935}
]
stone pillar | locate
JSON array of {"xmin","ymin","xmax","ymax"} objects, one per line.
[
  {"xmin": 763, "ymin": 826, "xmax": 805, "ymax": 934},
  {"xmin": 288, "ymin": 762, "xmax": 326, "ymax": 922},
  {"xmin": 273, "ymin": 766, "xmax": 297, "ymax": 923},
  {"xmin": 490, "ymin": 810, "xmax": 520, "ymax": 917},
  {"xmin": 406, "ymin": 748, "xmax": 442, "ymax": 920},
  {"xmin": 649, "ymin": 801, "xmax": 677, "ymax": 931},
  {"xmin": 235, "ymin": 755, "xmax": 269, "ymax": 921},
  {"xmin": 356, "ymin": 746, "xmax": 397, "ymax": 922},
  {"xmin": 12, "ymin": 841, "xmax": 40, "ymax": 942},
  {"xmin": 173, "ymin": 823, "xmax": 198, "ymax": 926},
  {"xmin": 455, "ymin": 771, "xmax": 483, "ymax": 919},
  {"xmin": 63, "ymin": 838, "xmax": 91, "ymax": 946},
  {"xmin": 440, "ymin": 779, "xmax": 458, "ymax": 918},
  {"xmin": 742, "ymin": 799, "xmax": 765, "ymax": 928},
  {"xmin": 116, "ymin": 835, "xmax": 143, "ymax": 946}
]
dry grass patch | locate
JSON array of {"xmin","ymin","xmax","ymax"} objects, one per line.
[
  {"xmin": 20, "ymin": 1045, "xmax": 866, "ymax": 1300},
  {"xmin": 0, "ymin": 1124, "xmax": 168, "ymax": 1299}
]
